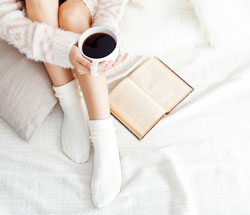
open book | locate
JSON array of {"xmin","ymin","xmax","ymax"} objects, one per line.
[{"xmin": 109, "ymin": 57, "xmax": 193, "ymax": 139}]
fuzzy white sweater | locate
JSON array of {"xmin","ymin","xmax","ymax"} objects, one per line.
[{"xmin": 0, "ymin": 0, "xmax": 128, "ymax": 68}]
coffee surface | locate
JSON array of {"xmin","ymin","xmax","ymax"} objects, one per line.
[{"xmin": 82, "ymin": 33, "xmax": 116, "ymax": 59}]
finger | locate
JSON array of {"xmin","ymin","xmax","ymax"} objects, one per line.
[
  {"xmin": 77, "ymin": 60, "xmax": 91, "ymax": 71},
  {"xmin": 75, "ymin": 62, "xmax": 90, "ymax": 75},
  {"xmin": 113, "ymin": 56, "xmax": 122, "ymax": 67},
  {"xmin": 74, "ymin": 52, "xmax": 92, "ymax": 69},
  {"xmin": 121, "ymin": 53, "xmax": 128, "ymax": 62},
  {"xmin": 113, "ymin": 54, "xmax": 128, "ymax": 67},
  {"xmin": 98, "ymin": 62, "xmax": 111, "ymax": 72},
  {"xmin": 99, "ymin": 61, "xmax": 113, "ymax": 73},
  {"xmin": 103, "ymin": 60, "xmax": 113, "ymax": 70},
  {"xmin": 98, "ymin": 60, "xmax": 110, "ymax": 70},
  {"xmin": 99, "ymin": 69, "xmax": 106, "ymax": 74},
  {"xmin": 102, "ymin": 61, "xmax": 115, "ymax": 72},
  {"xmin": 78, "ymin": 58, "xmax": 92, "ymax": 70}
]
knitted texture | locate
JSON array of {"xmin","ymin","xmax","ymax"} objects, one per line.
[
  {"xmin": 88, "ymin": 117, "xmax": 122, "ymax": 208},
  {"xmin": 53, "ymin": 79, "xmax": 90, "ymax": 163},
  {"xmin": 0, "ymin": 0, "xmax": 128, "ymax": 68}
]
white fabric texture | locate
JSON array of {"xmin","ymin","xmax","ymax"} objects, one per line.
[
  {"xmin": 0, "ymin": 39, "xmax": 57, "ymax": 141},
  {"xmin": 88, "ymin": 117, "xmax": 121, "ymax": 208},
  {"xmin": 0, "ymin": 0, "xmax": 127, "ymax": 68},
  {"xmin": 53, "ymin": 79, "xmax": 90, "ymax": 163},
  {"xmin": 189, "ymin": 0, "xmax": 250, "ymax": 52},
  {"xmin": 1, "ymin": 0, "xmax": 250, "ymax": 214},
  {"xmin": 0, "ymin": 0, "xmax": 80, "ymax": 68},
  {"xmin": 81, "ymin": 0, "xmax": 98, "ymax": 17}
]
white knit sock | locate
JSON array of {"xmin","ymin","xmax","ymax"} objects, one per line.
[
  {"xmin": 53, "ymin": 79, "xmax": 90, "ymax": 163},
  {"xmin": 88, "ymin": 117, "xmax": 122, "ymax": 208}
]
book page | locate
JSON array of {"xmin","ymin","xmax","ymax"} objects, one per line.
[
  {"xmin": 129, "ymin": 57, "xmax": 193, "ymax": 112},
  {"xmin": 110, "ymin": 78, "xmax": 166, "ymax": 139}
]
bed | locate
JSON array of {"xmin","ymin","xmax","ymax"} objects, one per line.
[{"xmin": 1, "ymin": 0, "xmax": 250, "ymax": 214}]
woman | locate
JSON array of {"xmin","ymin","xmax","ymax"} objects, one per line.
[{"xmin": 0, "ymin": 0, "xmax": 128, "ymax": 207}]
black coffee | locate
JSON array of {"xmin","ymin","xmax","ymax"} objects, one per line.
[{"xmin": 82, "ymin": 33, "xmax": 116, "ymax": 59}]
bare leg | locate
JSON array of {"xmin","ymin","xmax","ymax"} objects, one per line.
[
  {"xmin": 59, "ymin": 0, "xmax": 110, "ymax": 120},
  {"xmin": 59, "ymin": 0, "xmax": 121, "ymax": 208},
  {"xmin": 59, "ymin": 0, "xmax": 122, "ymax": 208},
  {"xmin": 25, "ymin": 0, "xmax": 74, "ymax": 87},
  {"xmin": 75, "ymin": 73, "xmax": 111, "ymax": 120},
  {"xmin": 26, "ymin": 0, "xmax": 91, "ymax": 163}
]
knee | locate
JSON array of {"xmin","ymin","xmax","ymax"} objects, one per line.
[
  {"xmin": 59, "ymin": 0, "xmax": 92, "ymax": 34},
  {"xmin": 25, "ymin": 0, "xmax": 59, "ymax": 27}
]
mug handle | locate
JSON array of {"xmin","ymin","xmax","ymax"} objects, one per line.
[{"xmin": 90, "ymin": 61, "xmax": 99, "ymax": 77}]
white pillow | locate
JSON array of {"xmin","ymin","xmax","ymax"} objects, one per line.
[
  {"xmin": 189, "ymin": 0, "xmax": 250, "ymax": 52},
  {"xmin": 0, "ymin": 40, "xmax": 57, "ymax": 141}
]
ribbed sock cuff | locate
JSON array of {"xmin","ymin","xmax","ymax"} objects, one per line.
[
  {"xmin": 52, "ymin": 79, "xmax": 83, "ymax": 108},
  {"xmin": 53, "ymin": 79, "xmax": 78, "ymax": 98},
  {"xmin": 88, "ymin": 117, "xmax": 114, "ymax": 133}
]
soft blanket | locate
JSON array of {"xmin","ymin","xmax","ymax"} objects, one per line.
[{"xmin": 1, "ymin": 0, "xmax": 250, "ymax": 214}]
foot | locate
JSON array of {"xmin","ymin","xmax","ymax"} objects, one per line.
[
  {"xmin": 53, "ymin": 79, "xmax": 90, "ymax": 163},
  {"xmin": 88, "ymin": 117, "xmax": 122, "ymax": 208}
]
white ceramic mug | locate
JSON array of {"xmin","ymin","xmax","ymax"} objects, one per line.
[{"xmin": 78, "ymin": 26, "xmax": 119, "ymax": 77}]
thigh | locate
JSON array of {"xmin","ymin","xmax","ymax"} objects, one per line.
[
  {"xmin": 25, "ymin": 0, "xmax": 74, "ymax": 87},
  {"xmin": 25, "ymin": 0, "xmax": 59, "ymax": 27},
  {"xmin": 59, "ymin": 0, "xmax": 92, "ymax": 34}
]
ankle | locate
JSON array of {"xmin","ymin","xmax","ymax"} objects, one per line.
[
  {"xmin": 53, "ymin": 77, "xmax": 75, "ymax": 87},
  {"xmin": 88, "ymin": 117, "xmax": 114, "ymax": 133},
  {"xmin": 89, "ymin": 113, "xmax": 111, "ymax": 121}
]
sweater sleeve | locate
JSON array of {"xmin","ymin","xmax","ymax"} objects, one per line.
[
  {"xmin": 0, "ymin": 0, "xmax": 80, "ymax": 68},
  {"xmin": 92, "ymin": 0, "xmax": 128, "ymax": 33}
]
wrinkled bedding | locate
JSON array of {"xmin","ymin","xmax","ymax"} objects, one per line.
[{"xmin": 1, "ymin": 0, "xmax": 250, "ymax": 214}]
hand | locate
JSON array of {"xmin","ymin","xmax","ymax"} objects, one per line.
[
  {"xmin": 69, "ymin": 45, "xmax": 128, "ymax": 75},
  {"xmin": 94, "ymin": 53, "xmax": 128, "ymax": 75},
  {"xmin": 69, "ymin": 45, "xmax": 92, "ymax": 75},
  {"xmin": 98, "ymin": 53, "xmax": 128, "ymax": 72}
]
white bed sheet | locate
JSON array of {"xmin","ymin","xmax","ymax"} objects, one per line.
[{"xmin": 1, "ymin": 0, "xmax": 250, "ymax": 214}]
